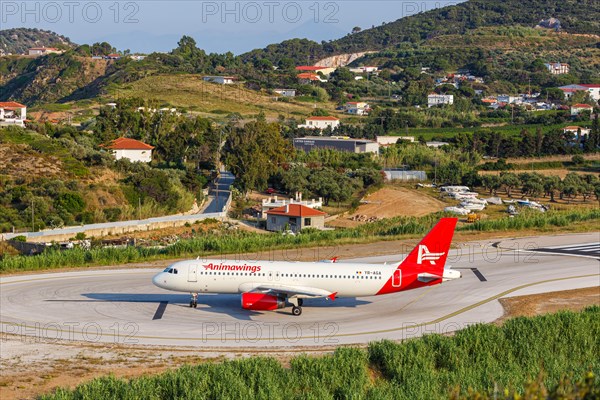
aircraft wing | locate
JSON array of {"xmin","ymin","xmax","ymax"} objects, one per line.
[{"xmin": 239, "ymin": 282, "xmax": 338, "ymax": 300}]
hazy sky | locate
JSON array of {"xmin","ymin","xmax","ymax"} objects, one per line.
[{"xmin": 1, "ymin": 1, "xmax": 463, "ymax": 54}]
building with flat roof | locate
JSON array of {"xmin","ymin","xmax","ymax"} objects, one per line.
[{"xmin": 294, "ymin": 136, "xmax": 379, "ymax": 154}]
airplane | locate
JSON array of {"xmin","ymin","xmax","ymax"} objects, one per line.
[{"xmin": 152, "ymin": 218, "xmax": 460, "ymax": 316}]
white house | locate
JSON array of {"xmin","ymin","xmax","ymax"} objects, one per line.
[
  {"xmin": 28, "ymin": 47, "xmax": 63, "ymax": 56},
  {"xmin": 0, "ymin": 101, "xmax": 27, "ymax": 127},
  {"xmin": 427, "ymin": 94, "xmax": 454, "ymax": 108},
  {"xmin": 545, "ymin": 62, "xmax": 570, "ymax": 75},
  {"xmin": 102, "ymin": 137, "xmax": 154, "ymax": 163},
  {"xmin": 203, "ymin": 76, "xmax": 235, "ymax": 84},
  {"xmin": 298, "ymin": 116, "xmax": 340, "ymax": 130},
  {"xmin": 376, "ymin": 136, "xmax": 415, "ymax": 146},
  {"xmin": 571, "ymin": 104, "xmax": 594, "ymax": 116},
  {"xmin": 497, "ymin": 95, "xmax": 522, "ymax": 104},
  {"xmin": 345, "ymin": 102, "xmax": 369, "ymax": 115},
  {"xmin": 558, "ymin": 84, "xmax": 600, "ymax": 101},
  {"xmin": 261, "ymin": 194, "xmax": 323, "ymax": 218},
  {"xmin": 563, "ymin": 126, "xmax": 591, "ymax": 137},
  {"xmin": 349, "ymin": 66, "xmax": 378, "ymax": 73},
  {"xmin": 273, "ymin": 89, "xmax": 296, "ymax": 97},
  {"xmin": 426, "ymin": 141, "xmax": 450, "ymax": 148}
]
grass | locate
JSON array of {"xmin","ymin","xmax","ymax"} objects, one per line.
[
  {"xmin": 111, "ymin": 74, "xmax": 335, "ymax": 119},
  {"xmin": 1, "ymin": 208, "xmax": 599, "ymax": 273},
  {"xmin": 38, "ymin": 307, "xmax": 600, "ymax": 399},
  {"xmin": 390, "ymin": 121, "xmax": 592, "ymax": 141}
]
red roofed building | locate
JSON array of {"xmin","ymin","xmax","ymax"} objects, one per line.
[
  {"xmin": 0, "ymin": 101, "xmax": 26, "ymax": 127},
  {"xmin": 102, "ymin": 137, "xmax": 154, "ymax": 163},
  {"xmin": 297, "ymin": 72, "xmax": 327, "ymax": 83},
  {"xmin": 571, "ymin": 103, "xmax": 594, "ymax": 116},
  {"xmin": 298, "ymin": 116, "xmax": 340, "ymax": 130},
  {"xmin": 295, "ymin": 66, "xmax": 335, "ymax": 75},
  {"xmin": 266, "ymin": 204, "xmax": 326, "ymax": 232}
]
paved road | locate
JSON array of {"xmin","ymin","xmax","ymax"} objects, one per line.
[
  {"xmin": 203, "ymin": 171, "xmax": 235, "ymax": 214},
  {"xmin": 1, "ymin": 232, "xmax": 598, "ymax": 348}
]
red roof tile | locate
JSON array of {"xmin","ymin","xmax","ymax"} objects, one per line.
[
  {"xmin": 0, "ymin": 101, "xmax": 26, "ymax": 108},
  {"xmin": 103, "ymin": 137, "xmax": 154, "ymax": 150},
  {"xmin": 572, "ymin": 104, "xmax": 593, "ymax": 108},
  {"xmin": 266, "ymin": 204, "xmax": 326, "ymax": 217},
  {"xmin": 306, "ymin": 116, "xmax": 339, "ymax": 121},
  {"xmin": 295, "ymin": 66, "xmax": 328, "ymax": 71}
]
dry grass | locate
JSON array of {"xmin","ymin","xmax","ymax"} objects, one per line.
[
  {"xmin": 329, "ymin": 187, "xmax": 447, "ymax": 228},
  {"xmin": 115, "ymin": 74, "xmax": 337, "ymax": 119}
]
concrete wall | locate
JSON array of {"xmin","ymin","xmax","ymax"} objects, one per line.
[{"xmin": 1, "ymin": 212, "xmax": 225, "ymax": 243}]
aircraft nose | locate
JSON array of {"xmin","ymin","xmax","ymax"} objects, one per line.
[{"xmin": 152, "ymin": 272, "xmax": 166, "ymax": 288}]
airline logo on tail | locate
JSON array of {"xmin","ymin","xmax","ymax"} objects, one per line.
[{"xmin": 417, "ymin": 245, "xmax": 445, "ymax": 265}]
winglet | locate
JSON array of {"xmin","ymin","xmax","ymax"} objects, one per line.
[
  {"xmin": 328, "ymin": 292, "xmax": 338, "ymax": 301},
  {"xmin": 330, "ymin": 257, "xmax": 338, "ymax": 263}
]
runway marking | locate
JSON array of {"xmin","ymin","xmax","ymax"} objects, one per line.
[
  {"xmin": 470, "ymin": 268, "xmax": 487, "ymax": 282},
  {"xmin": 152, "ymin": 301, "xmax": 168, "ymax": 320},
  {"xmin": 1, "ymin": 273, "xmax": 597, "ymax": 343},
  {"xmin": 531, "ymin": 242, "xmax": 600, "ymax": 259}
]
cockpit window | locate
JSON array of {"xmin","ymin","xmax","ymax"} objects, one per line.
[
  {"xmin": 173, "ymin": 269, "xmax": 178, "ymax": 274},
  {"xmin": 163, "ymin": 267, "xmax": 171, "ymax": 272},
  {"xmin": 163, "ymin": 267, "xmax": 177, "ymax": 274}
]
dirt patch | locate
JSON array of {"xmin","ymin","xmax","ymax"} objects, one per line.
[
  {"xmin": 0, "ymin": 144, "xmax": 64, "ymax": 180},
  {"xmin": 496, "ymin": 286, "xmax": 600, "ymax": 324},
  {"xmin": 329, "ymin": 187, "xmax": 446, "ymax": 228}
]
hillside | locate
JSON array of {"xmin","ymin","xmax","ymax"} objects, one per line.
[
  {"xmin": 0, "ymin": 28, "xmax": 75, "ymax": 55},
  {"xmin": 241, "ymin": 0, "xmax": 600, "ymax": 65}
]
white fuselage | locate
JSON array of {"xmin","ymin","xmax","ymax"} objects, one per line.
[{"xmin": 154, "ymin": 260, "xmax": 397, "ymax": 298}]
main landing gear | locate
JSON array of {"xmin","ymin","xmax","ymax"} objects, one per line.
[
  {"xmin": 190, "ymin": 293, "xmax": 198, "ymax": 308},
  {"xmin": 290, "ymin": 298, "xmax": 303, "ymax": 316}
]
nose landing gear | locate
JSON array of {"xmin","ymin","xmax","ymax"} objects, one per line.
[{"xmin": 190, "ymin": 293, "xmax": 198, "ymax": 308}]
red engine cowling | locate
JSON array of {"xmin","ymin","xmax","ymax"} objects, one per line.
[{"xmin": 241, "ymin": 293, "xmax": 286, "ymax": 311}]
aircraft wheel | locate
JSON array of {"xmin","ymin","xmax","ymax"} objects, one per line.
[
  {"xmin": 193, "ymin": 302, "xmax": 198, "ymax": 308},
  {"xmin": 292, "ymin": 306, "xmax": 302, "ymax": 316},
  {"xmin": 190, "ymin": 301, "xmax": 194, "ymax": 308}
]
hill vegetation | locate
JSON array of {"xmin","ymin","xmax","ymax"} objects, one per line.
[
  {"xmin": 241, "ymin": 0, "xmax": 600, "ymax": 65},
  {"xmin": 0, "ymin": 28, "xmax": 75, "ymax": 55}
]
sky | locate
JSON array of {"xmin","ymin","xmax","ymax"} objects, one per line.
[{"xmin": 1, "ymin": 1, "xmax": 464, "ymax": 54}]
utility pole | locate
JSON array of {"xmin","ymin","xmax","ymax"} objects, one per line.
[
  {"xmin": 31, "ymin": 199, "xmax": 34, "ymax": 231},
  {"xmin": 138, "ymin": 197, "xmax": 141, "ymax": 220}
]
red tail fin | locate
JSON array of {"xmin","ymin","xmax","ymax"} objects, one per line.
[
  {"xmin": 400, "ymin": 217, "xmax": 457, "ymax": 275},
  {"xmin": 376, "ymin": 218, "xmax": 457, "ymax": 295}
]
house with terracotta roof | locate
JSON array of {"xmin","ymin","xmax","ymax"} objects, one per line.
[
  {"xmin": 0, "ymin": 101, "xmax": 26, "ymax": 127},
  {"xmin": 297, "ymin": 72, "xmax": 327, "ymax": 83},
  {"xmin": 563, "ymin": 126, "xmax": 591, "ymax": 137},
  {"xmin": 101, "ymin": 137, "xmax": 154, "ymax": 163},
  {"xmin": 266, "ymin": 204, "xmax": 326, "ymax": 233},
  {"xmin": 571, "ymin": 103, "xmax": 594, "ymax": 117},
  {"xmin": 298, "ymin": 116, "xmax": 340, "ymax": 130},
  {"xmin": 295, "ymin": 66, "xmax": 336, "ymax": 75}
]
